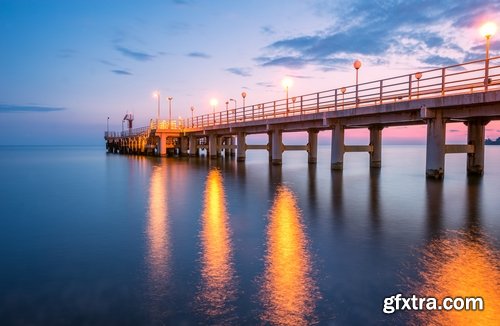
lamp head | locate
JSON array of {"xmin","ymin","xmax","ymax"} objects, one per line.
[
  {"xmin": 281, "ymin": 77, "xmax": 293, "ymax": 89},
  {"xmin": 353, "ymin": 59, "xmax": 362, "ymax": 70},
  {"xmin": 480, "ymin": 21, "xmax": 497, "ymax": 39}
]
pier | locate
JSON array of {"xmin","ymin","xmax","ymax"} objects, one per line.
[{"xmin": 105, "ymin": 56, "xmax": 500, "ymax": 178}]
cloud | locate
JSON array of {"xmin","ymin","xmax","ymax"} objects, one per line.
[
  {"xmin": 257, "ymin": 0, "xmax": 497, "ymax": 70},
  {"xmin": 226, "ymin": 67, "xmax": 252, "ymax": 77},
  {"xmin": 115, "ymin": 46, "xmax": 155, "ymax": 61},
  {"xmin": 0, "ymin": 104, "xmax": 66, "ymax": 113},
  {"xmin": 187, "ymin": 51, "xmax": 211, "ymax": 59},
  {"xmin": 448, "ymin": 129, "xmax": 461, "ymax": 133},
  {"xmin": 111, "ymin": 69, "xmax": 132, "ymax": 76},
  {"xmin": 58, "ymin": 49, "xmax": 76, "ymax": 58},
  {"xmin": 261, "ymin": 25, "xmax": 275, "ymax": 35},
  {"xmin": 422, "ymin": 55, "xmax": 459, "ymax": 67},
  {"xmin": 256, "ymin": 81, "xmax": 274, "ymax": 88}
]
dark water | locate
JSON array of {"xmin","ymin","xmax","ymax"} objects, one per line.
[{"xmin": 0, "ymin": 145, "xmax": 499, "ymax": 325}]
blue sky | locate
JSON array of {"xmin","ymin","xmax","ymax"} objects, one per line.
[{"xmin": 1, "ymin": 0, "xmax": 499, "ymax": 145}]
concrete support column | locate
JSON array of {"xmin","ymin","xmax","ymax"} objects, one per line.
[
  {"xmin": 369, "ymin": 126, "xmax": 383, "ymax": 168},
  {"xmin": 331, "ymin": 123, "xmax": 345, "ymax": 170},
  {"xmin": 229, "ymin": 136, "xmax": 236, "ymax": 156},
  {"xmin": 180, "ymin": 136, "xmax": 189, "ymax": 157},
  {"xmin": 209, "ymin": 134, "xmax": 218, "ymax": 159},
  {"xmin": 271, "ymin": 129, "xmax": 283, "ymax": 165},
  {"xmin": 307, "ymin": 129, "xmax": 319, "ymax": 164},
  {"xmin": 425, "ymin": 111, "xmax": 446, "ymax": 179},
  {"xmin": 267, "ymin": 131, "xmax": 273, "ymax": 162},
  {"xmin": 237, "ymin": 132, "xmax": 246, "ymax": 162},
  {"xmin": 189, "ymin": 136, "xmax": 197, "ymax": 157},
  {"xmin": 159, "ymin": 135, "xmax": 167, "ymax": 156},
  {"xmin": 466, "ymin": 119, "xmax": 486, "ymax": 176}
]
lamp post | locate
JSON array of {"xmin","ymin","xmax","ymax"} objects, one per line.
[
  {"xmin": 415, "ymin": 72, "xmax": 423, "ymax": 98},
  {"xmin": 340, "ymin": 87, "xmax": 346, "ymax": 110},
  {"xmin": 353, "ymin": 60, "xmax": 362, "ymax": 107},
  {"xmin": 107, "ymin": 117, "xmax": 109, "ymax": 135},
  {"xmin": 168, "ymin": 96, "xmax": 173, "ymax": 129},
  {"xmin": 480, "ymin": 22, "xmax": 497, "ymax": 91},
  {"xmin": 241, "ymin": 92, "xmax": 247, "ymax": 109},
  {"xmin": 153, "ymin": 91, "xmax": 160, "ymax": 120},
  {"xmin": 281, "ymin": 77, "xmax": 293, "ymax": 115},
  {"xmin": 190, "ymin": 106, "xmax": 195, "ymax": 127}
]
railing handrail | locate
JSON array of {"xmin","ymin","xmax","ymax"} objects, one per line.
[{"xmin": 106, "ymin": 56, "xmax": 500, "ymax": 134}]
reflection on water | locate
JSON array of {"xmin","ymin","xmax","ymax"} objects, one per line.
[
  {"xmin": 411, "ymin": 228, "xmax": 500, "ymax": 325},
  {"xmin": 197, "ymin": 169, "xmax": 237, "ymax": 322},
  {"xmin": 260, "ymin": 185, "xmax": 319, "ymax": 326},
  {"xmin": 146, "ymin": 163, "xmax": 170, "ymax": 321}
]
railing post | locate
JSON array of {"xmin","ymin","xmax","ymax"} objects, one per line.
[
  {"xmin": 300, "ymin": 96, "xmax": 304, "ymax": 115},
  {"xmin": 441, "ymin": 68, "xmax": 446, "ymax": 96},
  {"xmin": 408, "ymin": 74, "xmax": 412, "ymax": 99},
  {"xmin": 316, "ymin": 93, "xmax": 320, "ymax": 113},
  {"xmin": 379, "ymin": 80, "xmax": 383, "ymax": 104},
  {"xmin": 243, "ymin": 105, "xmax": 246, "ymax": 122},
  {"xmin": 252, "ymin": 105, "xmax": 255, "ymax": 120},
  {"xmin": 273, "ymin": 101, "xmax": 276, "ymax": 117},
  {"xmin": 334, "ymin": 89, "xmax": 338, "ymax": 111},
  {"xmin": 485, "ymin": 57, "xmax": 490, "ymax": 92},
  {"xmin": 219, "ymin": 111, "xmax": 222, "ymax": 125},
  {"xmin": 226, "ymin": 110, "xmax": 228, "ymax": 124}
]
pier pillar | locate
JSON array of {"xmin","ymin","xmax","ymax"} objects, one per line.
[
  {"xmin": 331, "ymin": 123, "xmax": 345, "ymax": 170},
  {"xmin": 180, "ymin": 136, "xmax": 189, "ymax": 157},
  {"xmin": 209, "ymin": 134, "xmax": 218, "ymax": 159},
  {"xmin": 307, "ymin": 129, "xmax": 319, "ymax": 164},
  {"xmin": 369, "ymin": 125, "xmax": 383, "ymax": 168},
  {"xmin": 229, "ymin": 136, "xmax": 236, "ymax": 156},
  {"xmin": 237, "ymin": 132, "xmax": 246, "ymax": 161},
  {"xmin": 267, "ymin": 131, "xmax": 273, "ymax": 162},
  {"xmin": 271, "ymin": 129, "xmax": 283, "ymax": 165},
  {"xmin": 189, "ymin": 136, "xmax": 197, "ymax": 157},
  {"xmin": 466, "ymin": 119, "xmax": 487, "ymax": 176},
  {"xmin": 425, "ymin": 111, "xmax": 446, "ymax": 179},
  {"xmin": 159, "ymin": 135, "xmax": 167, "ymax": 156}
]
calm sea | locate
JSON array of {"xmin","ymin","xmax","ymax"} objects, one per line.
[{"xmin": 0, "ymin": 145, "xmax": 499, "ymax": 325}]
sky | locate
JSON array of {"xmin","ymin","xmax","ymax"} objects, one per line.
[{"xmin": 1, "ymin": 0, "xmax": 500, "ymax": 145}]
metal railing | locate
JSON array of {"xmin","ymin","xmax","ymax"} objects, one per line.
[{"xmin": 184, "ymin": 56, "xmax": 500, "ymax": 129}]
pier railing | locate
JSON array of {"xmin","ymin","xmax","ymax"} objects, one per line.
[{"xmin": 185, "ymin": 56, "xmax": 500, "ymax": 128}]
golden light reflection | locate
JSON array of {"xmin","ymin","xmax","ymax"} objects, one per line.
[
  {"xmin": 260, "ymin": 185, "xmax": 319, "ymax": 326},
  {"xmin": 146, "ymin": 164, "xmax": 170, "ymax": 305},
  {"xmin": 197, "ymin": 169, "xmax": 236, "ymax": 319},
  {"xmin": 412, "ymin": 229, "xmax": 500, "ymax": 325}
]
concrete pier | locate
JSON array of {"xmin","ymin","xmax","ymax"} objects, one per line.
[
  {"xmin": 237, "ymin": 132, "xmax": 246, "ymax": 162},
  {"xmin": 369, "ymin": 126, "xmax": 383, "ymax": 168},
  {"xmin": 425, "ymin": 110, "xmax": 446, "ymax": 179},
  {"xmin": 159, "ymin": 135, "xmax": 167, "ymax": 157},
  {"xmin": 466, "ymin": 119, "xmax": 487, "ymax": 176},
  {"xmin": 271, "ymin": 129, "xmax": 283, "ymax": 165},
  {"xmin": 180, "ymin": 136, "xmax": 189, "ymax": 156},
  {"xmin": 209, "ymin": 134, "xmax": 218, "ymax": 159},
  {"xmin": 308, "ymin": 129, "xmax": 318, "ymax": 164},
  {"xmin": 189, "ymin": 136, "xmax": 197, "ymax": 157},
  {"xmin": 331, "ymin": 123, "xmax": 345, "ymax": 170}
]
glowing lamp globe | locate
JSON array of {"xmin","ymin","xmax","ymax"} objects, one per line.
[{"xmin": 480, "ymin": 22, "xmax": 497, "ymax": 39}]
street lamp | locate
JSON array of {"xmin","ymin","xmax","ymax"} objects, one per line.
[
  {"xmin": 353, "ymin": 60, "xmax": 362, "ymax": 107},
  {"xmin": 281, "ymin": 77, "xmax": 293, "ymax": 115},
  {"xmin": 225, "ymin": 101, "xmax": 229, "ymax": 110},
  {"xmin": 190, "ymin": 106, "xmax": 195, "ymax": 127},
  {"xmin": 480, "ymin": 21, "xmax": 497, "ymax": 91},
  {"xmin": 415, "ymin": 72, "xmax": 423, "ymax": 98},
  {"xmin": 167, "ymin": 96, "xmax": 173, "ymax": 129},
  {"xmin": 153, "ymin": 91, "xmax": 160, "ymax": 119},
  {"xmin": 241, "ymin": 92, "xmax": 247, "ymax": 109}
]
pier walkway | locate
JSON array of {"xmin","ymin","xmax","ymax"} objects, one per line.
[{"xmin": 105, "ymin": 56, "xmax": 500, "ymax": 178}]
